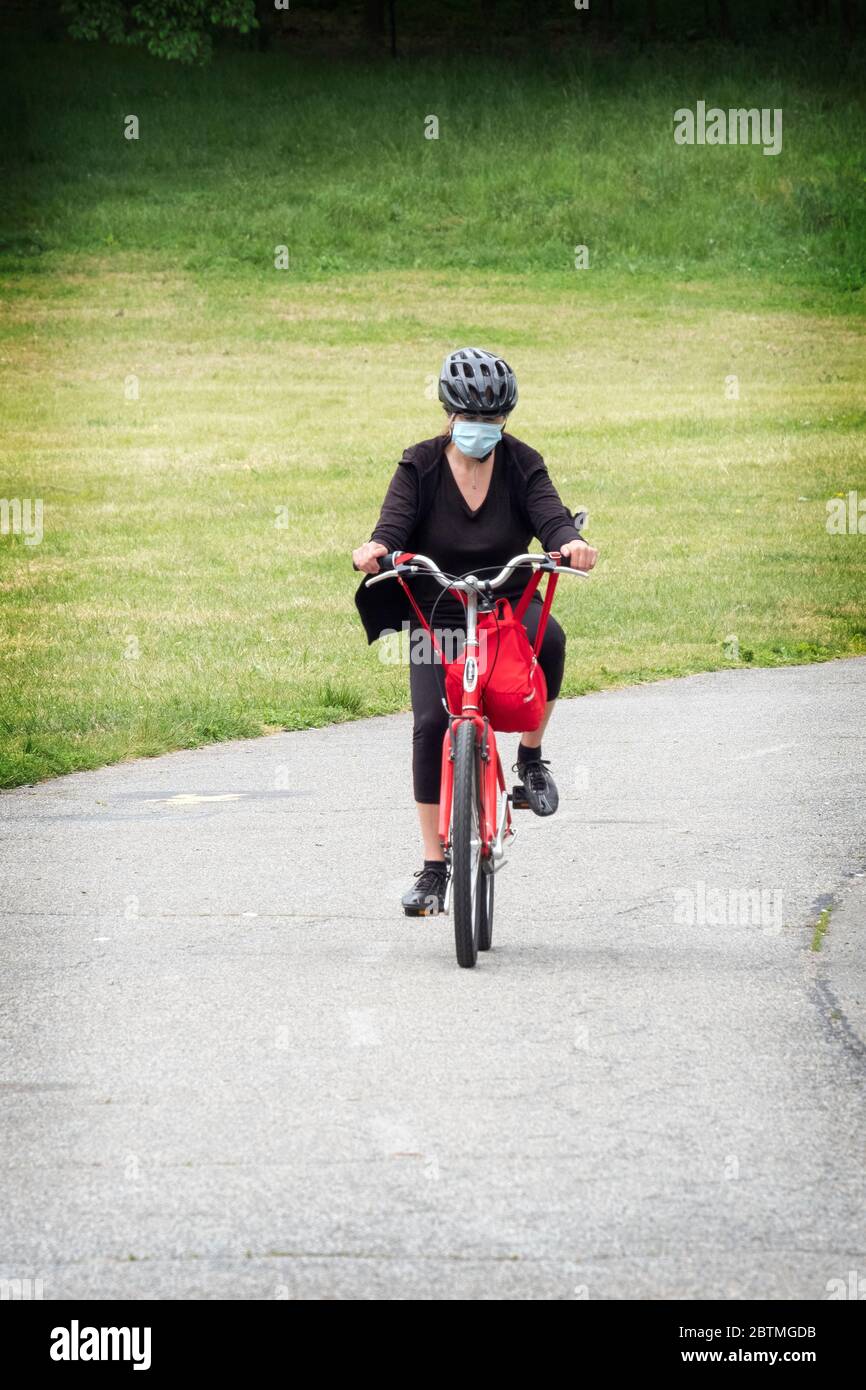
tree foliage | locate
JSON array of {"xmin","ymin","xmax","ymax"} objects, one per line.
[
  {"xmin": 60, "ymin": 1, "xmax": 258, "ymax": 64},
  {"xmin": 59, "ymin": 0, "xmax": 861, "ymax": 63}
]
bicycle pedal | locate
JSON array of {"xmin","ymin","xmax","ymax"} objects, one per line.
[{"xmin": 510, "ymin": 784, "xmax": 531, "ymax": 810}]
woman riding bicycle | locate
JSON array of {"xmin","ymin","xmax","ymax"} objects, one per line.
[{"xmin": 353, "ymin": 347, "xmax": 598, "ymax": 916}]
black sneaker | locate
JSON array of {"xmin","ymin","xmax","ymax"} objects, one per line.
[
  {"xmin": 402, "ymin": 865, "xmax": 447, "ymax": 917},
  {"xmin": 514, "ymin": 759, "xmax": 559, "ymax": 817}
]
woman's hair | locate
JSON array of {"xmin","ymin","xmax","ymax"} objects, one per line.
[{"xmin": 438, "ymin": 409, "xmax": 509, "ymax": 436}]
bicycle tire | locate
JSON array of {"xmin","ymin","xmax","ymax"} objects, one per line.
[
  {"xmin": 478, "ymin": 864, "xmax": 494, "ymax": 952},
  {"xmin": 452, "ymin": 719, "xmax": 483, "ymax": 968}
]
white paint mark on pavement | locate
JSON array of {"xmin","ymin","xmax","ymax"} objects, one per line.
[
  {"xmin": 732, "ymin": 743, "xmax": 797, "ymax": 761},
  {"xmin": 144, "ymin": 793, "xmax": 245, "ymax": 806}
]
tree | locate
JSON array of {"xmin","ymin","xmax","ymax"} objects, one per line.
[
  {"xmin": 363, "ymin": 0, "xmax": 386, "ymax": 40},
  {"xmin": 717, "ymin": 0, "xmax": 735, "ymax": 40},
  {"xmin": 363, "ymin": 0, "xmax": 397, "ymax": 56},
  {"xmin": 840, "ymin": 0, "xmax": 858, "ymax": 40},
  {"xmin": 60, "ymin": 0, "xmax": 258, "ymax": 64}
]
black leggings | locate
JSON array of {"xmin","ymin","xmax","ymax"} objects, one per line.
[{"xmin": 409, "ymin": 597, "xmax": 566, "ymax": 804}]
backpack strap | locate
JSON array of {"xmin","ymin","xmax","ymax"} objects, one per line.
[
  {"xmin": 530, "ymin": 571, "xmax": 559, "ymax": 656},
  {"xmin": 394, "ymin": 551, "xmax": 452, "ymax": 662},
  {"xmin": 513, "ymin": 565, "xmax": 558, "ymax": 656},
  {"xmin": 513, "ymin": 567, "xmax": 543, "ymax": 621}
]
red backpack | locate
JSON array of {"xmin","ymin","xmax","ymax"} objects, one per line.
[{"xmin": 396, "ymin": 557, "xmax": 557, "ymax": 733}]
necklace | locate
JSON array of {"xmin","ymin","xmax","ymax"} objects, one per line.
[{"xmin": 448, "ymin": 444, "xmax": 490, "ymax": 495}]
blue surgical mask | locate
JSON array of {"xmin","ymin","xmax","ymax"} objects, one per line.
[{"xmin": 451, "ymin": 420, "xmax": 502, "ymax": 459}]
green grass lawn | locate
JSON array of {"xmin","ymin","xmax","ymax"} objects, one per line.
[{"xmin": 1, "ymin": 40, "xmax": 864, "ymax": 788}]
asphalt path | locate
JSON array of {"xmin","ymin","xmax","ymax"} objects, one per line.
[{"xmin": 1, "ymin": 658, "xmax": 865, "ymax": 1300}]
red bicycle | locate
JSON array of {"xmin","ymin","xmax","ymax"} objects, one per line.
[{"xmin": 365, "ymin": 549, "xmax": 587, "ymax": 967}]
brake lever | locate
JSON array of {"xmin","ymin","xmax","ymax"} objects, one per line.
[{"xmin": 365, "ymin": 569, "xmax": 402, "ymax": 587}]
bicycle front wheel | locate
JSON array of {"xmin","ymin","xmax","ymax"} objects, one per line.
[{"xmin": 452, "ymin": 719, "xmax": 484, "ymax": 968}]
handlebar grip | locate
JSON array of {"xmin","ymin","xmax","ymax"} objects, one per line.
[{"xmin": 353, "ymin": 550, "xmax": 396, "ymax": 573}]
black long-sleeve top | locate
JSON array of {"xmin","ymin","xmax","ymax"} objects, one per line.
[{"xmin": 355, "ymin": 431, "xmax": 583, "ymax": 640}]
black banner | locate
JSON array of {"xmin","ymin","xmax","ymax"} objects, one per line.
[{"xmin": 6, "ymin": 1300, "xmax": 862, "ymax": 1374}]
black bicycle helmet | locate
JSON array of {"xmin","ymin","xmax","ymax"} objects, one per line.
[{"xmin": 438, "ymin": 347, "xmax": 518, "ymax": 417}]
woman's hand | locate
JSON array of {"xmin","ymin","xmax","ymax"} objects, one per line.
[
  {"xmin": 560, "ymin": 539, "xmax": 599, "ymax": 572},
  {"xmin": 352, "ymin": 541, "xmax": 389, "ymax": 574}
]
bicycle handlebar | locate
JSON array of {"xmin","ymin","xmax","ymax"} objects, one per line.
[{"xmin": 363, "ymin": 550, "xmax": 589, "ymax": 590}]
